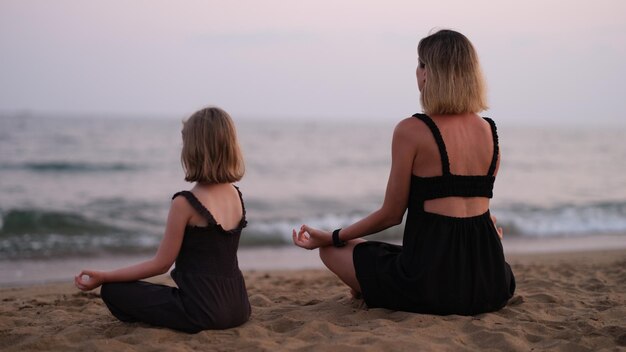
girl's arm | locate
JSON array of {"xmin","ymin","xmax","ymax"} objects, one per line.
[
  {"xmin": 75, "ymin": 196, "xmax": 191, "ymax": 291},
  {"xmin": 294, "ymin": 118, "xmax": 418, "ymax": 249}
]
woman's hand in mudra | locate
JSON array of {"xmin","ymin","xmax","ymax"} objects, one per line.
[
  {"xmin": 74, "ymin": 270, "xmax": 105, "ymax": 291},
  {"xmin": 292, "ymin": 225, "xmax": 332, "ymax": 250}
]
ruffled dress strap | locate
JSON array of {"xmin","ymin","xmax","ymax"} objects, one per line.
[
  {"xmin": 482, "ymin": 117, "xmax": 499, "ymax": 176},
  {"xmin": 172, "ymin": 191, "xmax": 218, "ymax": 225},
  {"xmin": 413, "ymin": 113, "xmax": 451, "ymax": 176},
  {"xmin": 232, "ymin": 185, "xmax": 248, "ymax": 228}
]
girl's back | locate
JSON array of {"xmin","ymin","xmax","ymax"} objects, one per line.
[
  {"xmin": 170, "ymin": 186, "xmax": 250, "ymax": 330},
  {"xmin": 187, "ymin": 183, "xmax": 244, "ymax": 231}
]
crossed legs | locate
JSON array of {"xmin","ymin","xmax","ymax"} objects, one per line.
[{"xmin": 318, "ymin": 239, "xmax": 365, "ymax": 296}]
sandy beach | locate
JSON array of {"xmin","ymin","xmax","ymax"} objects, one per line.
[{"xmin": 1, "ymin": 248, "xmax": 625, "ymax": 351}]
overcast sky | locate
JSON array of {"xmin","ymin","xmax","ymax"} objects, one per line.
[{"xmin": 1, "ymin": 1, "xmax": 625, "ymax": 124}]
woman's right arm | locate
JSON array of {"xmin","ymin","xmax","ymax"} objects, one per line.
[{"xmin": 294, "ymin": 118, "xmax": 419, "ymax": 249}]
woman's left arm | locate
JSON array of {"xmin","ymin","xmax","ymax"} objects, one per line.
[
  {"xmin": 294, "ymin": 118, "xmax": 418, "ymax": 248},
  {"xmin": 75, "ymin": 196, "xmax": 190, "ymax": 291}
]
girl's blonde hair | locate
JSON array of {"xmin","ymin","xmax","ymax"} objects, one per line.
[
  {"xmin": 181, "ymin": 106, "xmax": 244, "ymax": 184},
  {"xmin": 418, "ymin": 29, "xmax": 488, "ymax": 115}
]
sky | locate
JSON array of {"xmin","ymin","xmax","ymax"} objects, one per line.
[{"xmin": 1, "ymin": 1, "xmax": 625, "ymax": 124}]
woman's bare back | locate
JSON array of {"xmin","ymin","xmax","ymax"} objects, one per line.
[{"xmin": 411, "ymin": 113, "xmax": 499, "ymax": 218}]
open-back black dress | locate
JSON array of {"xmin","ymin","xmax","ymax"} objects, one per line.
[
  {"xmin": 100, "ymin": 188, "xmax": 251, "ymax": 333},
  {"xmin": 353, "ymin": 113, "xmax": 515, "ymax": 315}
]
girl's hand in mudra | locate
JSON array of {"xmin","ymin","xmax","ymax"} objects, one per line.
[{"xmin": 292, "ymin": 225, "xmax": 332, "ymax": 250}]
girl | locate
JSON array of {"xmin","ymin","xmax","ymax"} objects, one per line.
[
  {"xmin": 75, "ymin": 106, "xmax": 251, "ymax": 333},
  {"xmin": 293, "ymin": 30, "xmax": 515, "ymax": 315}
]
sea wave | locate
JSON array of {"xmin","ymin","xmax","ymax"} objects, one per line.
[
  {"xmin": 2, "ymin": 202, "xmax": 626, "ymax": 259},
  {"xmin": 494, "ymin": 201, "xmax": 626, "ymax": 237},
  {"xmin": 0, "ymin": 162, "xmax": 139, "ymax": 173},
  {"xmin": 0, "ymin": 209, "xmax": 156, "ymax": 259},
  {"xmin": 0, "ymin": 209, "xmax": 121, "ymax": 236},
  {"xmin": 0, "ymin": 208, "xmax": 400, "ymax": 259},
  {"xmin": 246, "ymin": 201, "xmax": 626, "ymax": 242}
]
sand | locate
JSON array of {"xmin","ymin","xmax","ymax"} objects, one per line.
[{"xmin": 1, "ymin": 249, "xmax": 625, "ymax": 351}]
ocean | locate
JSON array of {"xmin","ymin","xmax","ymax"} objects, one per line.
[{"xmin": 1, "ymin": 114, "xmax": 625, "ymax": 260}]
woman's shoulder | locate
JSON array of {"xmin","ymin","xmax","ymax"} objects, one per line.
[
  {"xmin": 396, "ymin": 114, "xmax": 427, "ymax": 128},
  {"xmin": 394, "ymin": 115, "xmax": 434, "ymax": 139}
]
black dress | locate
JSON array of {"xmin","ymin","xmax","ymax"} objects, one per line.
[
  {"xmin": 353, "ymin": 113, "xmax": 515, "ymax": 315},
  {"xmin": 100, "ymin": 188, "xmax": 251, "ymax": 333}
]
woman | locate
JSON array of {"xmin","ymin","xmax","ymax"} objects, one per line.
[{"xmin": 293, "ymin": 29, "xmax": 515, "ymax": 315}]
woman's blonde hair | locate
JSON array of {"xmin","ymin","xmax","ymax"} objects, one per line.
[
  {"xmin": 418, "ymin": 29, "xmax": 488, "ymax": 115},
  {"xmin": 181, "ymin": 106, "xmax": 244, "ymax": 184}
]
